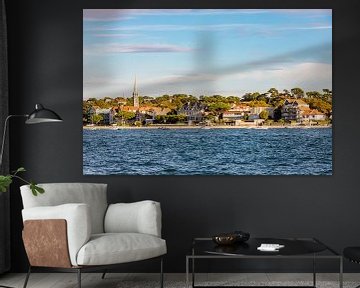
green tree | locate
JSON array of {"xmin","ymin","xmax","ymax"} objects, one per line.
[
  {"xmin": 243, "ymin": 93, "xmax": 257, "ymax": 101},
  {"xmin": 281, "ymin": 89, "xmax": 291, "ymax": 97},
  {"xmin": 227, "ymin": 96, "xmax": 241, "ymax": 104},
  {"xmin": 91, "ymin": 114, "xmax": 103, "ymax": 125},
  {"xmin": 259, "ymin": 110, "xmax": 269, "ymax": 120},
  {"xmin": 278, "ymin": 118, "xmax": 285, "ymax": 125},
  {"xmin": 118, "ymin": 111, "xmax": 136, "ymax": 121},
  {"xmin": 322, "ymin": 89, "xmax": 332, "ymax": 102},
  {"xmin": 306, "ymin": 91, "xmax": 322, "ymax": 99},
  {"xmin": 305, "ymin": 99, "xmax": 331, "ymax": 116},
  {"xmin": 273, "ymin": 107, "xmax": 282, "ymax": 120},
  {"xmin": 207, "ymin": 102, "xmax": 231, "ymax": 115},
  {"xmin": 268, "ymin": 88, "xmax": 279, "ymax": 97},
  {"xmin": 94, "ymin": 99, "xmax": 111, "ymax": 108},
  {"xmin": 248, "ymin": 100, "xmax": 268, "ymax": 107},
  {"xmin": 256, "ymin": 93, "xmax": 269, "ymax": 102},
  {"xmin": 291, "ymin": 88, "xmax": 304, "ymax": 99},
  {"xmin": 82, "ymin": 101, "xmax": 93, "ymax": 123},
  {"xmin": 269, "ymin": 97, "xmax": 285, "ymax": 108}
]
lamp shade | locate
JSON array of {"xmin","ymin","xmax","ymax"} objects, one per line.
[{"xmin": 25, "ymin": 104, "xmax": 63, "ymax": 124}]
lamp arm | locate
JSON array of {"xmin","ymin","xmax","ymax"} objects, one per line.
[{"xmin": 0, "ymin": 114, "xmax": 28, "ymax": 169}]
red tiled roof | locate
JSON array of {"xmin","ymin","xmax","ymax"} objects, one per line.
[{"xmin": 302, "ymin": 109, "xmax": 325, "ymax": 116}]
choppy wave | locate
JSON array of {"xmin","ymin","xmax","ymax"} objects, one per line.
[{"xmin": 83, "ymin": 128, "xmax": 332, "ymax": 175}]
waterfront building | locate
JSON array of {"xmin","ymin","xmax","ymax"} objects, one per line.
[
  {"xmin": 281, "ymin": 99, "xmax": 310, "ymax": 122},
  {"xmin": 88, "ymin": 107, "xmax": 115, "ymax": 125},
  {"xmin": 121, "ymin": 106, "xmax": 138, "ymax": 113},
  {"xmin": 301, "ymin": 109, "xmax": 326, "ymax": 121},
  {"xmin": 138, "ymin": 106, "xmax": 170, "ymax": 117},
  {"xmin": 222, "ymin": 105, "xmax": 275, "ymax": 124},
  {"xmin": 222, "ymin": 105, "xmax": 251, "ymax": 124},
  {"xmin": 178, "ymin": 102, "xmax": 205, "ymax": 124},
  {"xmin": 133, "ymin": 76, "xmax": 139, "ymax": 108},
  {"xmin": 250, "ymin": 106, "xmax": 275, "ymax": 118},
  {"xmin": 96, "ymin": 108, "xmax": 115, "ymax": 125},
  {"xmin": 281, "ymin": 99, "xmax": 327, "ymax": 122}
]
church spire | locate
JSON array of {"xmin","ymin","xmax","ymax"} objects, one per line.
[{"xmin": 132, "ymin": 75, "xmax": 139, "ymax": 108}]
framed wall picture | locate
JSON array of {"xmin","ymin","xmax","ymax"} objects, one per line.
[{"xmin": 83, "ymin": 9, "xmax": 332, "ymax": 175}]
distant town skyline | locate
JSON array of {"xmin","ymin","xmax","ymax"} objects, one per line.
[{"xmin": 83, "ymin": 9, "xmax": 332, "ymax": 99}]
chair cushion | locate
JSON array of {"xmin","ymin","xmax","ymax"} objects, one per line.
[
  {"xmin": 21, "ymin": 183, "xmax": 108, "ymax": 234},
  {"xmin": 344, "ymin": 247, "xmax": 360, "ymax": 263},
  {"xmin": 105, "ymin": 201, "xmax": 162, "ymax": 237},
  {"xmin": 76, "ymin": 233, "xmax": 167, "ymax": 266}
]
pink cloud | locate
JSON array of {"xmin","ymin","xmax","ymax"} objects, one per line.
[{"xmin": 83, "ymin": 9, "xmax": 132, "ymax": 21}]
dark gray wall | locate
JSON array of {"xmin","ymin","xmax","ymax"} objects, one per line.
[{"xmin": 5, "ymin": 0, "xmax": 360, "ymax": 273}]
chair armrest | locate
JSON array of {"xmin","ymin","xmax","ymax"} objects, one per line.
[
  {"xmin": 104, "ymin": 200, "xmax": 162, "ymax": 237},
  {"xmin": 22, "ymin": 203, "xmax": 91, "ymax": 266}
]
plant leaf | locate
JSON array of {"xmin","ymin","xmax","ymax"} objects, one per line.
[
  {"xmin": 16, "ymin": 167, "xmax": 26, "ymax": 173},
  {"xmin": 0, "ymin": 175, "xmax": 13, "ymax": 192},
  {"xmin": 35, "ymin": 185, "xmax": 45, "ymax": 194},
  {"xmin": 30, "ymin": 182, "xmax": 44, "ymax": 196}
]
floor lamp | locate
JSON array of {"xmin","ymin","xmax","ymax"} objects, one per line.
[
  {"xmin": 0, "ymin": 104, "xmax": 63, "ymax": 167},
  {"xmin": 0, "ymin": 103, "xmax": 62, "ymax": 288}
]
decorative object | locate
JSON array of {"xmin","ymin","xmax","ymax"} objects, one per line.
[
  {"xmin": 0, "ymin": 104, "xmax": 63, "ymax": 195},
  {"xmin": 212, "ymin": 230, "xmax": 250, "ymax": 245},
  {"xmin": 257, "ymin": 243, "xmax": 285, "ymax": 252},
  {"xmin": 83, "ymin": 9, "xmax": 332, "ymax": 176},
  {"xmin": 212, "ymin": 233, "xmax": 238, "ymax": 245},
  {"xmin": 233, "ymin": 230, "xmax": 250, "ymax": 242},
  {"xmin": 20, "ymin": 183, "xmax": 166, "ymax": 288}
]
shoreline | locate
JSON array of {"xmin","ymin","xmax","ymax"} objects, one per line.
[{"xmin": 83, "ymin": 125, "xmax": 331, "ymax": 130}]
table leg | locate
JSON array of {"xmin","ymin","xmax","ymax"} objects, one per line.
[
  {"xmin": 186, "ymin": 257, "xmax": 189, "ymax": 288},
  {"xmin": 192, "ymin": 257, "xmax": 195, "ymax": 288},
  {"xmin": 313, "ymin": 254, "xmax": 316, "ymax": 287},
  {"xmin": 339, "ymin": 257, "xmax": 343, "ymax": 288}
]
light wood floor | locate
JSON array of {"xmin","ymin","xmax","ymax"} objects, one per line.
[{"xmin": 0, "ymin": 273, "xmax": 359, "ymax": 288}]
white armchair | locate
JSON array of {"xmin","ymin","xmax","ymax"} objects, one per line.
[{"xmin": 20, "ymin": 183, "xmax": 166, "ymax": 288}]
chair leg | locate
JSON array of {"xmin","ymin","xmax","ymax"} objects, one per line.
[
  {"xmin": 160, "ymin": 257, "xmax": 164, "ymax": 288},
  {"xmin": 23, "ymin": 266, "xmax": 31, "ymax": 288},
  {"xmin": 77, "ymin": 269, "xmax": 81, "ymax": 288},
  {"xmin": 101, "ymin": 270, "xmax": 107, "ymax": 279}
]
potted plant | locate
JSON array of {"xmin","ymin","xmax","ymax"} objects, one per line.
[{"xmin": 0, "ymin": 167, "xmax": 44, "ymax": 196}]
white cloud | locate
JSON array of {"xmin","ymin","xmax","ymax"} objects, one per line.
[
  {"xmin": 83, "ymin": 9, "xmax": 272, "ymax": 22},
  {"xmin": 231, "ymin": 62, "xmax": 332, "ymax": 93},
  {"xmin": 83, "ymin": 9, "xmax": 331, "ymax": 22},
  {"xmin": 87, "ymin": 23, "xmax": 253, "ymax": 33},
  {"xmin": 278, "ymin": 25, "xmax": 332, "ymax": 31},
  {"xmin": 83, "ymin": 9, "xmax": 133, "ymax": 21},
  {"xmin": 93, "ymin": 33, "xmax": 138, "ymax": 38},
  {"xmin": 83, "ymin": 62, "xmax": 332, "ymax": 99},
  {"xmin": 86, "ymin": 23, "xmax": 331, "ymax": 37},
  {"xmin": 84, "ymin": 43, "xmax": 194, "ymax": 54}
]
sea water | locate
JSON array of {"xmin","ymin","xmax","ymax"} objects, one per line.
[{"xmin": 83, "ymin": 128, "xmax": 332, "ymax": 175}]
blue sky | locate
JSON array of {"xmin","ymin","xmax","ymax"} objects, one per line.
[{"xmin": 83, "ymin": 9, "xmax": 332, "ymax": 99}]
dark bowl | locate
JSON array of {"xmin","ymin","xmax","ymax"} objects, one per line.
[
  {"xmin": 212, "ymin": 234, "xmax": 237, "ymax": 245},
  {"xmin": 233, "ymin": 230, "xmax": 250, "ymax": 242}
]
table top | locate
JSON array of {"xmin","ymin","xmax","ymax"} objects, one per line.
[{"xmin": 190, "ymin": 237, "xmax": 340, "ymax": 258}]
